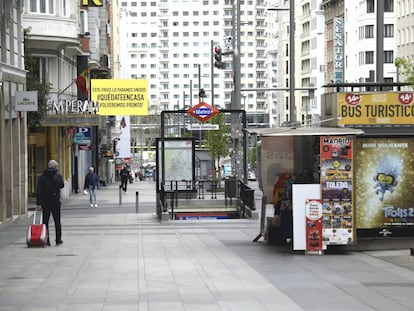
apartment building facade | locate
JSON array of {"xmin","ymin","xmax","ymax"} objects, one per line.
[
  {"xmin": 0, "ymin": 0, "xmax": 28, "ymax": 223},
  {"xmin": 344, "ymin": 0, "xmax": 397, "ymax": 84},
  {"xmin": 267, "ymin": 0, "xmax": 325, "ymax": 127},
  {"xmin": 22, "ymin": 0, "xmax": 112, "ymax": 198},
  {"xmin": 117, "ymin": 0, "xmax": 270, "ymax": 129}
]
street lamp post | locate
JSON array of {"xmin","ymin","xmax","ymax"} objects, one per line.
[{"xmin": 268, "ymin": 0, "xmax": 296, "ymax": 126}]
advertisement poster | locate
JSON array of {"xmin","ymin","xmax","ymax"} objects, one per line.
[
  {"xmin": 116, "ymin": 116, "xmax": 131, "ymax": 159},
  {"xmin": 91, "ymin": 79, "xmax": 148, "ymax": 116},
  {"xmin": 320, "ymin": 136, "xmax": 354, "ymax": 245},
  {"xmin": 337, "ymin": 92, "xmax": 414, "ymax": 126},
  {"xmin": 260, "ymin": 136, "xmax": 294, "ymax": 204},
  {"xmin": 355, "ymin": 137, "xmax": 414, "ymax": 229},
  {"xmin": 305, "ymin": 199, "xmax": 323, "ymax": 252},
  {"xmin": 157, "ymin": 139, "xmax": 194, "ymax": 191}
]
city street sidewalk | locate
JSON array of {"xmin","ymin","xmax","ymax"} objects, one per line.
[{"xmin": 0, "ymin": 180, "xmax": 414, "ymax": 310}]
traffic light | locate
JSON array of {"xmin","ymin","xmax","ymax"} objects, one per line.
[{"xmin": 214, "ymin": 46, "xmax": 225, "ymax": 69}]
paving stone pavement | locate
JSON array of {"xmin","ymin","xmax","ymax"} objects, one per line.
[{"xmin": 0, "ymin": 180, "xmax": 414, "ymax": 310}]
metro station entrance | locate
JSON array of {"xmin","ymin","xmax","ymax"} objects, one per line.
[{"xmin": 155, "ymin": 109, "xmax": 250, "ymax": 221}]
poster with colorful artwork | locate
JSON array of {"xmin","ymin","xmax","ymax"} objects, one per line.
[
  {"xmin": 355, "ymin": 137, "xmax": 414, "ymax": 229},
  {"xmin": 320, "ymin": 136, "xmax": 355, "ymax": 245}
]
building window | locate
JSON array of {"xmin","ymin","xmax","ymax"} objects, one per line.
[
  {"xmin": 365, "ymin": 25, "xmax": 374, "ymax": 38},
  {"xmin": 30, "ymin": 0, "xmax": 54, "ymax": 14},
  {"xmin": 365, "ymin": 51, "xmax": 374, "ymax": 64},
  {"xmin": 384, "ymin": 0, "xmax": 394, "ymax": 12},
  {"xmin": 384, "ymin": 24, "xmax": 394, "ymax": 37},
  {"xmin": 384, "ymin": 50, "xmax": 394, "ymax": 63},
  {"xmin": 366, "ymin": 0, "xmax": 374, "ymax": 13},
  {"xmin": 61, "ymin": 0, "xmax": 68, "ymax": 17}
]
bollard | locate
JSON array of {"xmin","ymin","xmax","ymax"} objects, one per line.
[
  {"xmin": 136, "ymin": 191, "xmax": 139, "ymax": 213},
  {"xmin": 119, "ymin": 185, "xmax": 122, "ymax": 206}
]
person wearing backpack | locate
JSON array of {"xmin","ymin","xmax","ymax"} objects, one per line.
[
  {"xmin": 36, "ymin": 160, "xmax": 64, "ymax": 246},
  {"xmin": 84, "ymin": 166, "xmax": 99, "ymax": 208}
]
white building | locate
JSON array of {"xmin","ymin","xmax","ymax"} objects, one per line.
[
  {"xmin": 267, "ymin": 0, "xmax": 325, "ymax": 127},
  {"xmin": 344, "ymin": 0, "xmax": 397, "ymax": 84},
  {"xmin": 395, "ymin": 0, "xmax": 414, "ymax": 86},
  {"xmin": 117, "ymin": 0, "xmax": 270, "ymax": 127},
  {"xmin": 0, "ymin": 0, "xmax": 28, "ymax": 221}
]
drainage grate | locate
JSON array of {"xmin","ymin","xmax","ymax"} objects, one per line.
[{"xmin": 56, "ymin": 254, "xmax": 77, "ymax": 257}]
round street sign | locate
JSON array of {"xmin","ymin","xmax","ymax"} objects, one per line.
[{"xmin": 187, "ymin": 102, "xmax": 220, "ymax": 122}]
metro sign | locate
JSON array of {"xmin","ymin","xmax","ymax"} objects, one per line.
[{"xmin": 187, "ymin": 102, "xmax": 219, "ymax": 122}]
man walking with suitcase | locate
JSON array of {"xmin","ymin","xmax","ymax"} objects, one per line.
[{"xmin": 36, "ymin": 160, "xmax": 65, "ymax": 246}]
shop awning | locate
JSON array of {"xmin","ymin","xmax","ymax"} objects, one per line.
[{"xmin": 245, "ymin": 126, "xmax": 364, "ymax": 136}]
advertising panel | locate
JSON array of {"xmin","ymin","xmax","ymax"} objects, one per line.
[
  {"xmin": 115, "ymin": 116, "xmax": 131, "ymax": 159},
  {"xmin": 338, "ymin": 92, "xmax": 414, "ymax": 126},
  {"xmin": 260, "ymin": 136, "xmax": 294, "ymax": 204},
  {"xmin": 157, "ymin": 139, "xmax": 194, "ymax": 191},
  {"xmin": 91, "ymin": 79, "xmax": 148, "ymax": 116},
  {"xmin": 356, "ymin": 137, "xmax": 414, "ymax": 229},
  {"xmin": 320, "ymin": 136, "xmax": 354, "ymax": 245},
  {"xmin": 305, "ymin": 199, "xmax": 323, "ymax": 252}
]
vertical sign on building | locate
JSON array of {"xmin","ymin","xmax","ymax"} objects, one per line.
[
  {"xmin": 320, "ymin": 136, "xmax": 355, "ymax": 246},
  {"xmin": 333, "ymin": 17, "xmax": 344, "ymax": 83}
]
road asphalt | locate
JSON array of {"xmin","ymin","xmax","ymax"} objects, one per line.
[{"xmin": 0, "ymin": 179, "xmax": 414, "ymax": 310}]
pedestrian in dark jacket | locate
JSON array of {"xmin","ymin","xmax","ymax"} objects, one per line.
[
  {"xmin": 36, "ymin": 160, "xmax": 64, "ymax": 246},
  {"xmin": 84, "ymin": 166, "xmax": 99, "ymax": 208},
  {"xmin": 120, "ymin": 166, "xmax": 129, "ymax": 192}
]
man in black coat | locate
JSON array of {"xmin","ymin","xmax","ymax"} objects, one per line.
[
  {"xmin": 120, "ymin": 165, "xmax": 129, "ymax": 192},
  {"xmin": 36, "ymin": 160, "xmax": 64, "ymax": 246}
]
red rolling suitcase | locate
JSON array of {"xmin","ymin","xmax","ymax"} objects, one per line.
[{"xmin": 27, "ymin": 211, "xmax": 49, "ymax": 247}]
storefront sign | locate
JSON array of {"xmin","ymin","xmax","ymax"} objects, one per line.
[
  {"xmin": 15, "ymin": 91, "xmax": 38, "ymax": 111},
  {"xmin": 47, "ymin": 99, "xmax": 98, "ymax": 114},
  {"xmin": 320, "ymin": 136, "xmax": 354, "ymax": 245},
  {"xmin": 356, "ymin": 137, "xmax": 414, "ymax": 229},
  {"xmin": 81, "ymin": 0, "xmax": 103, "ymax": 6},
  {"xmin": 338, "ymin": 92, "xmax": 414, "ymax": 125}
]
